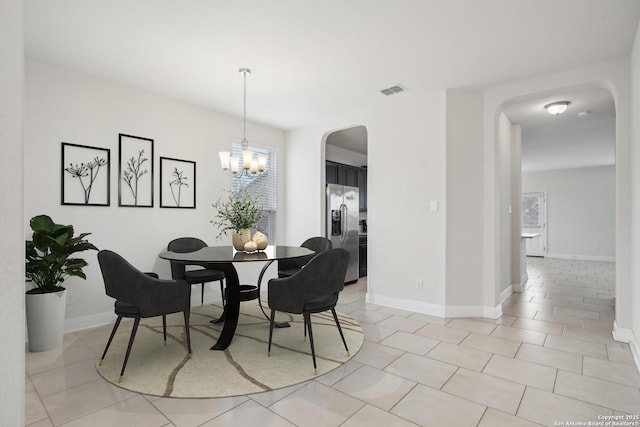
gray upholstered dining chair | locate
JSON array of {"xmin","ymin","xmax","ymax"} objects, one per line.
[
  {"xmin": 97, "ymin": 250, "xmax": 192, "ymax": 383},
  {"xmin": 267, "ymin": 248, "xmax": 350, "ymax": 374},
  {"xmin": 168, "ymin": 237, "xmax": 225, "ymax": 306},
  {"xmin": 277, "ymin": 236, "xmax": 332, "ymax": 278}
]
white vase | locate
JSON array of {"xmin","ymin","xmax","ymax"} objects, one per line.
[
  {"xmin": 232, "ymin": 229, "xmax": 251, "ymax": 251},
  {"xmin": 26, "ymin": 289, "xmax": 67, "ymax": 352}
]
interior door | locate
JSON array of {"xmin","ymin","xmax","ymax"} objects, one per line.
[{"xmin": 521, "ymin": 192, "xmax": 546, "ymax": 257}]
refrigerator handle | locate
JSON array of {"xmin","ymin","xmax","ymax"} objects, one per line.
[{"xmin": 341, "ymin": 204, "xmax": 348, "ymax": 241}]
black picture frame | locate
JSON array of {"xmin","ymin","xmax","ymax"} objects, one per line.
[
  {"xmin": 118, "ymin": 133, "xmax": 154, "ymax": 207},
  {"xmin": 61, "ymin": 142, "xmax": 110, "ymax": 206},
  {"xmin": 160, "ymin": 157, "xmax": 196, "ymax": 209}
]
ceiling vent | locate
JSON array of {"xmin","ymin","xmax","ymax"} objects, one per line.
[{"xmin": 380, "ymin": 84, "xmax": 407, "ymax": 96}]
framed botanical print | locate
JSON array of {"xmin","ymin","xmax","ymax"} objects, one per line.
[
  {"xmin": 160, "ymin": 157, "xmax": 196, "ymax": 209},
  {"xmin": 61, "ymin": 142, "xmax": 110, "ymax": 206},
  {"xmin": 118, "ymin": 133, "xmax": 154, "ymax": 207}
]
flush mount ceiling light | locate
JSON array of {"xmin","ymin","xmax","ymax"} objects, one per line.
[
  {"xmin": 219, "ymin": 68, "xmax": 267, "ymax": 176},
  {"xmin": 544, "ymin": 101, "xmax": 570, "ymax": 115}
]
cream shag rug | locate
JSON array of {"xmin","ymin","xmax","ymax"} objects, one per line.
[{"xmin": 96, "ymin": 301, "xmax": 363, "ymax": 398}]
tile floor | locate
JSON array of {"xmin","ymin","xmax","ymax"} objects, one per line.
[{"xmin": 25, "ymin": 258, "xmax": 640, "ymax": 426}]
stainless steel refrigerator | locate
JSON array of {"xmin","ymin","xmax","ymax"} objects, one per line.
[{"xmin": 326, "ymin": 183, "xmax": 359, "ymax": 283}]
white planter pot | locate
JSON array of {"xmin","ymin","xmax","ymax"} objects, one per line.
[{"xmin": 26, "ymin": 289, "xmax": 66, "ymax": 352}]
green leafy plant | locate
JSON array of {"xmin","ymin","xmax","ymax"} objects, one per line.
[
  {"xmin": 25, "ymin": 215, "xmax": 98, "ymax": 294},
  {"xmin": 211, "ymin": 189, "xmax": 264, "ymax": 239}
]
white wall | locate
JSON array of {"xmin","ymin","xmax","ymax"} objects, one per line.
[
  {"xmin": 25, "ymin": 58, "xmax": 286, "ymax": 331},
  {"xmin": 0, "ymin": 0, "xmax": 25, "ymax": 424},
  {"xmin": 286, "ymin": 93, "xmax": 447, "ymax": 315},
  {"xmin": 497, "ymin": 113, "xmax": 513, "ymax": 296},
  {"xmin": 628, "ymin": 21, "xmax": 640, "ymax": 367},
  {"xmin": 522, "ymin": 166, "xmax": 615, "ymax": 261},
  {"xmin": 510, "ymin": 124, "xmax": 522, "ymax": 287},
  {"xmin": 444, "ymin": 90, "xmax": 490, "ymax": 314}
]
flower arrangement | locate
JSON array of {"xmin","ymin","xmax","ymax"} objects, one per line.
[{"xmin": 211, "ymin": 189, "xmax": 264, "ymax": 240}]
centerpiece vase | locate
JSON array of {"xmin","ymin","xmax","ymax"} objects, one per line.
[{"xmin": 232, "ymin": 229, "xmax": 251, "ymax": 251}]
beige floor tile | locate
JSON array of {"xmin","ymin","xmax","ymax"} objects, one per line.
[
  {"xmin": 511, "ymin": 317, "xmax": 564, "ymax": 335},
  {"xmin": 446, "ymin": 318, "xmax": 498, "ymax": 335},
  {"xmin": 26, "ymin": 335, "xmax": 97, "ymax": 375},
  {"xmin": 460, "ymin": 332, "xmax": 521, "ymax": 357},
  {"xmin": 59, "ymin": 395, "xmax": 169, "ymax": 427},
  {"xmin": 29, "ymin": 357, "xmax": 101, "ymax": 397},
  {"xmin": 376, "ymin": 316, "xmax": 426, "ymax": 333},
  {"xmin": 606, "ymin": 345, "xmax": 636, "ymax": 365},
  {"xmin": 490, "ymin": 325, "xmax": 547, "ymax": 346},
  {"xmin": 249, "ymin": 381, "xmax": 309, "ymax": 407},
  {"xmin": 407, "ymin": 312, "xmax": 450, "ymax": 325},
  {"xmin": 41, "ymin": 378, "xmax": 138, "ymax": 425},
  {"xmin": 478, "ymin": 408, "xmax": 544, "ymax": 427},
  {"xmin": 314, "ymin": 360, "xmax": 363, "ymax": 387},
  {"xmin": 391, "ymin": 384, "xmax": 485, "ymax": 427},
  {"xmin": 333, "ymin": 365, "xmax": 416, "ymax": 411},
  {"xmin": 582, "ymin": 356, "xmax": 640, "ymax": 387},
  {"xmin": 380, "ymin": 331, "xmax": 439, "ymax": 355},
  {"xmin": 427, "ymin": 341, "xmax": 492, "ymax": 372},
  {"xmin": 28, "ymin": 418, "xmax": 55, "ymax": 427},
  {"xmin": 342, "ymin": 404, "xmax": 419, "ymax": 427},
  {"xmin": 25, "ymin": 390, "xmax": 49, "ymax": 426},
  {"xmin": 377, "ymin": 306, "xmax": 414, "ymax": 318},
  {"xmin": 517, "ymin": 383, "xmax": 613, "ymax": 426},
  {"xmin": 359, "ymin": 322, "xmax": 396, "ymax": 343},
  {"xmin": 348, "ymin": 310, "xmax": 392, "ymax": 324},
  {"xmin": 555, "ymin": 370, "xmax": 640, "ymax": 414},
  {"xmin": 482, "ymin": 354, "xmax": 556, "ymax": 391},
  {"xmin": 200, "ymin": 400, "xmax": 295, "ymax": 427},
  {"xmin": 153, "ymin": 395, "xmax": 247, "ymax": 427},
  {"xmin": 501, "ymin": 304, "xmax": 538, "ymax": 319},
  {"xmin": 534, "ymin": 311, "xmax": 584, "ymax": 326},
  {"xmin": 352, "ymin": 341, "xmax": 404, "ymax": 369},
  {"xmin": 544, "ymin": 334, "xmax": 608, "ymax": 359},
  {"xmin": 554, "ymin": 306, "xmax": 600, "ymax": 320},
  {"xmin": 562, "ymin": 323, "xmax": 617, "ymax": 345},
  {"xmin": 414, "ymin": 323, "xmax": 469, "ymax": 344},
  {"xmin": 384, "ymin": 353, "xmax": 456, "ymax": 389},
  {"xmin": 442, "ymin": 368, "xmax": 525, "ymax": 414},
  {"xmin": 269, "ymin": 381, "xmax": 364, "ymax": 427},
  {"xmin": 515, "ymin": 343, "xmax": 582, "ymax": 373}
]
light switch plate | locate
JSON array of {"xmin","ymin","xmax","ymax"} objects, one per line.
[{"xmin": 430, "ymin": 200, "xmax": 438, "ymax": 212}]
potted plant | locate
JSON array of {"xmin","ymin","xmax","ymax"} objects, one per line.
[
  {"xmin": 211, "ymin": 188, "xmax": 266, "ymax": 251},
  {"xmin": 25, "ymin": 214, "xmax": 98, "ymax": 351}
]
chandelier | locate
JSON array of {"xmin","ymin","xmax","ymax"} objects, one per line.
[{"xmin": 219, "ymin": 68, "xmax": 268, "ymax": 176}]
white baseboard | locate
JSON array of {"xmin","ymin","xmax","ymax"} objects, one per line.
[
  {"xmin": 365, "ymin": 292, "xmax": 503, "ymax": 320},
  {"xmin": 546, "ymin": 253, "xmax": 616, "ymax": 262},
  {"xmin": 613, "ymin": 321, "xmax": 640, "ymax": 375},
  {"xmin": 500, "ymin": 286, "xmax": 513, "ymax": 302},
  {"xmin": 64, "ymin": 311, "xmax": 116, "ymax": 333}
]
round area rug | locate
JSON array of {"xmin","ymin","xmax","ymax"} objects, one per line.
[{"xmin": 95, "ymin": 301, "xmax": 363, "ymax": 398}]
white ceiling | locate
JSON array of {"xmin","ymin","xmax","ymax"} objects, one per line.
[{"xmin": 25, "ymin": 1, "xmax": 640, "ymax": 132}]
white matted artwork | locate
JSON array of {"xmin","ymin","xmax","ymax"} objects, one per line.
[
  {"xmin": 118, "ymin": 133, "xmax": 154, "ymax": 207},
  {"xmin": 160, "ymin": 157, "xmax": 196, "ymax": 209},
  {"xmin": 61, "ymin": 142, "xmax": 110, "ymax": 206}
]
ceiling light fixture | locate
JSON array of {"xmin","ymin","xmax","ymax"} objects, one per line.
[
  {"xmin": 544, "ymin": 101, "xmax": 570, "ymax": 115},
  {"xmin": 219, "ymin": 68, "xmax": 267, "ymax": 176}
]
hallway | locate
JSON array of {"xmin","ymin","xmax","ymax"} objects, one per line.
[{"xmin": 25, "ymin": 258, "xmax": 639, "ymax": 426}]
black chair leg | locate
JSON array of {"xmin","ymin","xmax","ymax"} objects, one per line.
[
  {"xmin": 162, "ymin": 315, "xmax": 167, "ymax": 345},
  {"xmin": 331, "ymin": 308, "xmax": 350, "ymax": 356},
  {"xmin": 304, "ymin": 313, "xmax": 317, "ymax": 375},
  {"xmin": 303, "ymin": 315, "xmax": 307, "ymax": 341},
  {"xmin": 268, "ymin": 309, "xmax": 277, "ymax": 356},
  {"xmin": 100, "ymin": 316, "xmax": 123, "ymax": 365},
  {"xmin": 119, "ymin": 317, "xmax": 140, "ymax": 383},
  {"xmin": 219, "ymin": 279, "xmax": 225, "ymax": 308},
  {"xmin": 184, "ymin": 308, "xmax": 192, "ymax": 356},
  {"xmin": 201, "ymin": 283, "xmax": 205, "ymax": 306}
]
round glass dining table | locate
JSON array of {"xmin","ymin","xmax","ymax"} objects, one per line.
[{"xmin": 159, "ymin": 245, "xmax": 314, "ymax": 350}]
